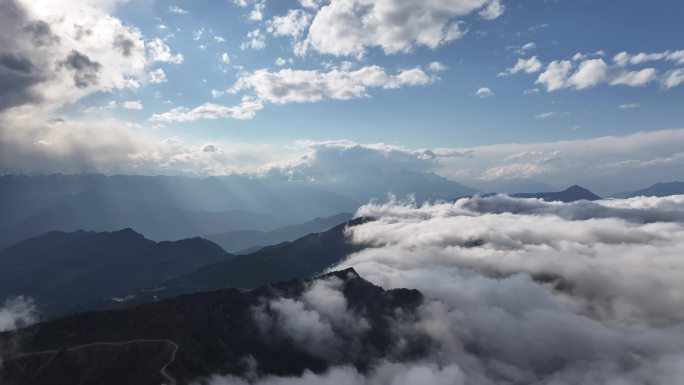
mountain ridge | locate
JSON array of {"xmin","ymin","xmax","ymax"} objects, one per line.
[
  {"xmin": 0, "ymin": 268, "xmax": 425, "ymax": 385},
  {"xmin": 0, "ymin": 228, "xmax": 233, "ymax": 318},
  {"xmin": 612, "ymin": 181, "xmax": 684, "ymax": 198}
]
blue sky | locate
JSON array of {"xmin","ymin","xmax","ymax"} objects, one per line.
[
  {"xmin": 1, "ymin": 0, "xmax": 683, "ymax": 194},
  {"xmin": 84, "ymin": 0, "xmax": 684, "ymax": 148}
]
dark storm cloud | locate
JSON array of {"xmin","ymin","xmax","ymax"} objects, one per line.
[
  {"xmin": 0, "ymin": 52, "xmax": 42, "ymax": 110},
  {"xmin": 60, "ymin": 50, "xmax": 101, "ymax": 88},
  {"xmin": 0, "ymin": 0, "xmax": 45, "ymax": 110},
  {"xmin": 24, "ymin": 20, "xmax": 60, "ymax": 47},
  {"xmin": 0, "ymin": 53, "xmax": 33, "ymax": 74}
]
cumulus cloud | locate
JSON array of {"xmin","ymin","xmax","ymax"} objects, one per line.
[
  {"xmin": 240, "ymin": 29, "xmax": 266, "ymax": 50},
  {"xmin": 148, "ymin": 68, "xmax": 167, "ymax": 83},
  {"xmin": 267, "ymin": 9, "xmax": 312, "ymax": 39},
  {"xmin": 428, "ymin": 61, "xmax": 446, "ymax": 72},
  {"xmin": 613, "ymin": 50, "xmax": 684, "ymax": 66},
  {"xmin": 498, "ymin": 56, "xmax": 542, "ymax": 76},
  {"xmin": 522, "ymin": 51, "xmax": 682, "ymax": 92},
  {"xmin": 479, "ymin": 0, "xmax": 504, "ymax": 20},
  {"xmin": 263, "ymin": 140, "xmax": 437, "ymax": 181},
  {"xmin": 0, "ymin": 0, "xmax": 147, "ymax": 113},
  {"xmin": 303, "ymin": 0, "xmax": 502, "ymax": 57},
  {"xmin": 229, "ymin": 66, "xmax": 435, "ymax": 105},
  {"xmin": 146, "ymin": 38, "xmax": 184, "ymax": 64}
]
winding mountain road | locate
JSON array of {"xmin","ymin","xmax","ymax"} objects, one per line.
[{"xmin": 4, "ymin": 339, "xmax": 180, "ymax": 385}]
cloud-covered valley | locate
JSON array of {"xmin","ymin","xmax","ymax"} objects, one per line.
[{"xmin": 199, "ymin": 194, "xmax": 684, "ymax": 385}]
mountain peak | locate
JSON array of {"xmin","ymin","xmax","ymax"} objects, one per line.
[
  {"xmin": 113, "ymin": 228, "xmax": 144, "ymax": 238},
  {"xmin": 318, "ymin": 267, "xmax": 359, "ymax": 281},
  {"xmin": 512, "ymin": 185, "xmax": 601, "ymax": 202},
  {"xmin": 565, "ymin": 185, "xmax": 590, "ymax": 192}
]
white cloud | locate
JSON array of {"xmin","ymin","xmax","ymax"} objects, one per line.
[
  {"xmin": 519, "ymin": 42, "xmax": 536, "ymax": 53},
  {"xmin": 534, "ymin": 111, "xmax": 555, "ymax": 119},
  {"xmin": 123, "ymin": 100, "xmax": 143, "ymax": 110},
  {"xmin": 613, "ymin": 50, "xmax": 684, "ymax": 66},
  {"xmin": 475, "ymin": 87, "xmax": 494, "ymax": 98},
  {"xmin": 220, "ymin": 52, "xmax": 231, "ymax": 64},
  {"xmin": 432, "ymin": 128, "xmax": 684, "ymax": 194},
  {"xmin": 0, "ymin": 0, "xmax": 148, "ymax": 113},
  {"xmin": 149, "ymin": 99, "xmax": 264, "ymax": 122},
  {"xmin": 146, "ymin": 38, "xmax": 184, "ymax": 64},
  {"xmin": 193, "ymin": 28, "xmax": 204, "ymax": 41},
  {"xmin": 249, "ymin": 0, "xmax": 265, "ymax": 21},
  {"xmin": 618, "ymin": 102, "xmax": 640, "ymax": 109},
  {"xmin": 267, "ymin": 9, "xmax": 312, "ymax": 39},
  {"xmin": 199, "ymin": 194, "xmax": 684, "ymax": 385},
  {"xmin": 304, "ymin": 0, "xmax": 502, "ymax": 57},
  {"xmin": 299, "ymin": 0, "xmax": 322, "ymax": 9},
  {"xmin": 240, "ymin": 29, "xmax": 266, "ymax": 50},
  {"xmin": 499, "ymin": 56, "xmax": 543, "ymax": 76},
  {"xmin": 3, "ymin": 113, "xmax": 684, "ymax": 197},
  {"xmin": 527, "ymin": 51, "xmax": 682, "ymax": 92},
  {"xmin": 662, "ymin": 68, "xmax": 684, "ymax": 89},
  {"xmin": 0, "ymin": 296, "xmax": 37, "ymax": 332},
  {"xmin": 566, "ymin": 58, "xmax": 610, "ymax": 89},
  {"xmin": 148, "ymin": 68, "xmax": 167, "ymax": 83},
  {"xmin": 168, "ymin": 5, "xmax": 188, "ymax": 15},
  {"xmin": 479, "ymin": 0, "xmax": 504, "ymax": 20},
  {"xmin": 611, "ymin": 68, "xmax": 658, "ymax": 87},
  {"xmin": 428, "ymin": 61, "xmax": 447, "ymax": 72},
  {"xmin": 535, "ymin": 60, "xmax": 573, "ymax": 91},
  {"xmin": 230, "ymin": 65, "xmax": 436, "ymax": 105}
]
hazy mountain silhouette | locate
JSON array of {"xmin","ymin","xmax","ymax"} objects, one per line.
[
  {"xmin": 0, "ymin": 174, "xmax": 360, "ymax": 229},
  {"xmin": 613, "ymin": 181, "xmax": 684, "ymax": 198},
  {"xmin": 511, "ymin": 185, "xmax": 601, "ymax": 202},
  {"xmin": 325, "ymin": 169, "xmax": 480, "ymax": 203},
  {"xmin": 0, "ymin": 269, "xmax": 425, "ymax": 385},
  {"xmin": 0, "ymin": 229, "xmax": 232, "ymax": 317},
  {"xmin": 204, "ymin": 212, "xmax": 353, "ymax": 253},
  {"xmin": 0, "ymin": 191, "xmax": 292, "ymax": 248},
  {"xmin": 0, "ymin": 173, "xmax": 479, "ymax": 233}
]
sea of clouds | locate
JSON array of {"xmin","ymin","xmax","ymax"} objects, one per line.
[{"xmin": 200, "ymin": 194, "xmax": 684, "ymax": 385}]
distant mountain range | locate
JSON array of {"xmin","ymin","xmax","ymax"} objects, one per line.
[
  {"xmin": 90, "ymin": 217, "xmax": 369, "ymax": 312},
  {"xmin": 0, "ymin": 229, "xmax": 231, "ymax": 317},
  {"xmin": 0, "ymin": 174, "xmax": 359, "ymax": 227},
  {"xmin": 456, "ymin": 185, "xmax": 603, "ymax": 203},
  {"xmin": 0, "ymin": 173, "xmax": 480, "ymax": 247},
  {"xmin": 0, "ymin": 269, "xmax": 424, "ymax": 385},
  {"xmin": 0, "ymin": 216, "xmax": 366, "ymax": 318},
  {"xmin": 511, "ymin": 185, "xmax": 602, "ymax": 202},
  {"xmin": 0, "ymin": 191, "xmax": 293, "ymax": 249},
  {"xmin": 613, "ymin": 181, "xmax": 684, "ymax": 198},
  {"xmin": 204, "ymin": 212, "xmax": 353, "ymax": 253}
]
